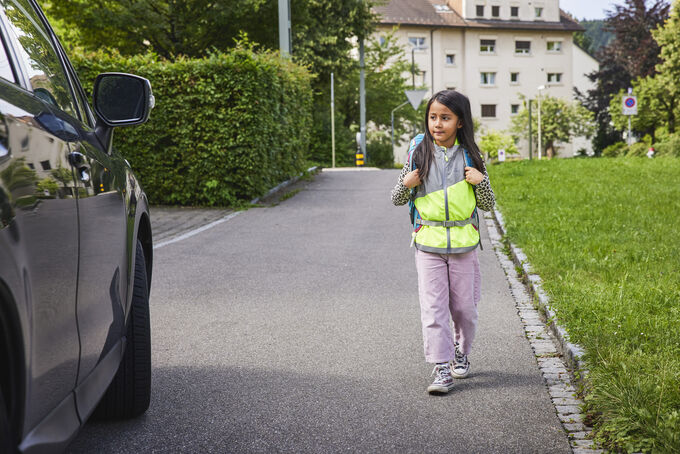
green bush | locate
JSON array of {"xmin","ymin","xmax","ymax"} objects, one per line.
[
  {"xmin": 625, "ymin": 141, "xmax": 649, "ymax": 157},
  {"xmin": 654, "ymin": 133, "xmax": 680, "ymax": 157},
  {"xmin": 366, "ymin": 139, "xmax": 394, "ymax": 168},
  {"xmin": 602, "ymin": 141, "xmax": 627, "ymax": 157},
  {"xmin": 71, "ymin": 46, "xmax": 313, "ymax": 206}
]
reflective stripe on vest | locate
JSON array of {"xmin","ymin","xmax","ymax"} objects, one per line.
[{"xmin": 412, "ymin": 140, "xmax": 480, "ymax": 254}]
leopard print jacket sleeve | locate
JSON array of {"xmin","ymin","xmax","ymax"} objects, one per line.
[{"xmin": 391, "ymin": 161, "xmax": 496, "ymax": 211}]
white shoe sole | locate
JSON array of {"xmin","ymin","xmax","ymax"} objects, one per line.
[
  {"xmin": 450, "ymin": 362, "xmax": 470, "ymax": 379},
  {"xmin": 427, "ymin": 383, "xmax": 454, "ymax": 394}
]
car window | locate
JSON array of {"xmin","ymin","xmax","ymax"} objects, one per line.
[
  {"xmin": 0, "ymin": 0, "xmax": 77, "ymax": 117},
  {"xmin": 0, "ymin": 35, "xmax": 15, "ymax": 83}
]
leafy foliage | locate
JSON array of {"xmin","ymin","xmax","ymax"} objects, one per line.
[
  {"xmin": 44, "ymin": 0, "xmax": 375, "ymax": 82},
  {"xmin": 311, "ymin": 28, "xmax": 422, "ymax": 167},
  {"xmin": 71, "ymin": 45, "xmax": 313, "ymax": 206},
  {"xmin": 576, "ymin": 19, "xmax": 613, "ymax": 55},
  {"xmin": 608, "ymin": 1, "xmax": 680, "ymax": 139},
  {"xmin": 510, "ymin": 95, "xmax": 594, "ymax": 158},
  {"xmin": 478, "ymin": 129, "xmax": 517, "ymax": 160},
  {"xmin": 577, "ymin": 0, "xmax": 670, "ymax": 154}
]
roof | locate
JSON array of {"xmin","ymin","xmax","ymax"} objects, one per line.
[{"xmin": 373, "ymin": 0, "xmax": 584, "ymax": 32}]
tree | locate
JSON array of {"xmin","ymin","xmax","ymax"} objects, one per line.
[
  {"xmin": 650, "ymin": 0, "xmax": 680, "ymax": 133},
  {"xmin": 311, "ymin": 28, "xmax": 421, "ymax": 166},
  {"xmin": 576, "ymin": 0, "xmax": 670, "ymax": 154},
  {"xmin": 511, "ymin": 95, "xmax": 595, "ymax": 158},
  {"xmin": 45, "ymin": 0, "xmax": 375, "ymax": 80},
  {"xmin": 479, "ymin": 130, "xmax": 517, "ymax": 160},
  {"xmin": 609, "ymin": 75, "xmax": 677, "ymax": 138},
  {"xmin": 609, "ymin": 0, "xmax": 680, "ymax": 138}
]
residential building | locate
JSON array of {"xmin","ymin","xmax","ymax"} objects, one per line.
[{"xmin": 373, "ymin": 0, "xmax": 596, "ymax": 162}]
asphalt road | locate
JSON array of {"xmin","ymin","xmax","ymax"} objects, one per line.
[{"xmin": 66, "ymin": 169, "xmax": 571, "ymax": 453}]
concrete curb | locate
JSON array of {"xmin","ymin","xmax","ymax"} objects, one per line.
[
  {"xmin": 250, "ymin": 166, "xmax": 319, "ymax": 205},
  {"xmin": 490, "ymin": 208, "xmax": 588, "ymax": 376}
]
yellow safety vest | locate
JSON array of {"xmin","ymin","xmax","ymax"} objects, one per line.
[{"xmin": 411, "ymin": 139, "xmax": 480, "ymax": 254}]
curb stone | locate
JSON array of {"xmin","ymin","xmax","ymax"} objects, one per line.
[
  {"xmin": 250, "ymin": 166, "xmax": 319, "ymax": 204},
  {"xmin": 484, "ymin": 211, "xmax": 602, "ymax": 453}
]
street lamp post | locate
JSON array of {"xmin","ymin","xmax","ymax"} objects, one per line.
[{"xmin": 537, "ymin": 85, "xmax": 545, "ymax": 160}]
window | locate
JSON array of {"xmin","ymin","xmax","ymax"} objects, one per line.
[
  {"xmin": 408, "ymin": 37, "xmax": 426, "ymax": 49},
  {"xmin": 515, "ymin": 41, "xmax": 531, "ymax": 55},
  {"xmin": 547, "ymin": 41, "xmax": 562, "ymax": 52},
  {"xmin": 379, "ymin": 36, "xmax": 387, "ymax": 46},
  {"xmin": 445, "ymin": 54, "xmax": 456, "ymax": 65},
  {"xmin": 510, "ymin": 72, "xmax": 519, "ymax": 83},
  {"xmin": 1, "ymin": 0, "xmax": 77, "ymax": 117},
  {"xmin": 40, "ymin": 160, "xmax": 52, "ymax": 171},
  {"xmin": 476, "ymin": 5, "xmax": 484, "ymax": 16},
  {"xmin": 535, "ymin": 7, "xmax": 543, "ymax": 18},
  {"xmin": 0, "ymin": 39, "xmax": 15, "ymax": 83},
  {"xmin": 480, "ymin": 39, "xmax": 496, "ymax": 53},
  {"xmin": 480, "ymin": 72, "xmax": 496, "ymax": 86},
  {"xmin": 481, "ymin": 104, "xmax": 497, "ymax": 118},
  {"xmin": 511, "ymin": 104, "xmax": 520, "ymax": 114},
  {"xmin": 511, "ymin": 6, "xmax": 519, "ymax": 17},
  {"xmin": 434, "ymin": 4, "xmax": 452, "ymax": 12},
  {"xmin": 492, "ymin": 6, "xmax": 500, "ymax": 17},
  {"xmin": 547, "ymin": 72, "xmax": 562, "ymax": 83}
]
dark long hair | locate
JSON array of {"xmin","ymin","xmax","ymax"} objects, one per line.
[{"xmin": 413, "ymin": 90, "xmax": 485, "ymax": 182}]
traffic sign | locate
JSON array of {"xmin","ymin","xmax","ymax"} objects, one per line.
[
  {"xmin": 622, "ymin": 96, "xmax": 637, "ymax": 115},
  {"xmin": 405, "ymin": 89, "xmax": 428, "ymax": 110},
  {"xmin": 498, "ymin": 149, "xmax": 506, "ymax": 162}
]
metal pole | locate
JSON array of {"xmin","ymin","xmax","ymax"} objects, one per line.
[
  {"xmin": 528, "ymin": 99, "xmax": 532, "ymax": 160},
  {"xmin": 331, "ymin": 72, "xmax": 335, "ymax": 168},
  {"xmin": 278, "ymin": 0, "xmax": 291, "ymax": 56},
  {"xmin": 360, "ymin": 38, "xmax": 366, "ymax": 162},
  {"xmin": 537, "ymin": 93, "xmax": 542, "ymax": 160},
  {"xmin": 627, "ymin": 116, "xmax": 632, "ymax": 147},
  {"xmin": 411, "ymin": 47, "xmax": 415, "ymax": 89}
]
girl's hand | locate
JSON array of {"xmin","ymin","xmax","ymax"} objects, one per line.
[
  {"xmin": 403, "ymin": 169, "xmax": 421, "ymax": 188},
  {"xmin": 464, "ymin": 166, "xmax": 484, "ymax": 185}
]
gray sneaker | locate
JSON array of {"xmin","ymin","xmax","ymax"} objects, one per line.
[
  {"xmin": 451, "ymin": 343, "xmax": 470, "ymax": 379},
  {"xmin": 427, "ymin": 363, "xmax": 455, "ymax": 394}
]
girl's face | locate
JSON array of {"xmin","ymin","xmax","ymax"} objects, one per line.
[{"xmin": 428, "ymin": 100, "xmax": 461, "ymax": 148}]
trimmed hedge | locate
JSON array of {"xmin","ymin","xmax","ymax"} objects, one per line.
[{"xmin": 71, "ymin": 46, "xmax": 313, "ymax": 206}]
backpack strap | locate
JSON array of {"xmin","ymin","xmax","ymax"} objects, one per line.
[
  {"xmin": 462, "ymin": 148, "xmax": 483, "ymax": 250},
  {"xmin": 407, "ymin": 134, "xmax": 425, "ymax": 234}
]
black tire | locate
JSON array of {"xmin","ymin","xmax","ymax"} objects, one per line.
[
  {"xmin": 0, "ymin": 391, "xmax": 13, "ymax": 453},
  {"xmin": 92, "ymin": 240, "xmax": 151, "ymax": 419}
]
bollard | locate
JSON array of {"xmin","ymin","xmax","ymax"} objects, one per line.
[{"xmin": 356, "ymin": 150, "xmax": 364, "ymax": 166}]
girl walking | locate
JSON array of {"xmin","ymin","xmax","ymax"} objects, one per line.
[{"xmin": 391, "ymin": 90, "xmax": 495, "ymax": 394}]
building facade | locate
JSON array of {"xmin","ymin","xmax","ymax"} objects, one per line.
[{"xmin": 374, "ymin": 0, "xmax": 596, "ymax": 162}]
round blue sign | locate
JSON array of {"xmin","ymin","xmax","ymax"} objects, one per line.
[{"xmin": 625, "ymin": 97, "xmax": 636, "ymax": 108}]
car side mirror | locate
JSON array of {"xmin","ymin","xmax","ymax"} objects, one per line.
[{"xmin": 92, "ymin": 73, "xmax": 155, "ymax": 127}]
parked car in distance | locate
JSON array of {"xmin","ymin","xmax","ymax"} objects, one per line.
[{"xmin": 0, "ymin": 1, "xmax": 155, "ymax": 452}]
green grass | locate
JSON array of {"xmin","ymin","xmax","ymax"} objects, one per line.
[{"xmin": 488, "ymin": 157, "xmax": 680, "ymax": 453}]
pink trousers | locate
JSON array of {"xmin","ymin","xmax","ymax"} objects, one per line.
[{"xmin": 414, "ymin": 248, "xmax": 481, "ymax": 363}]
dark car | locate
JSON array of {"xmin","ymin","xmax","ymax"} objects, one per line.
[{"xmin": 0, "ymin": 1, "xmax": 155, "ymax": 452}]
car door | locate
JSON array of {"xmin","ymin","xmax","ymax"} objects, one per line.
[
  {"xmin": 0, "ymin": 0, "xmax": 82, "ymax": 436},
  {"xmin": 66, "ymin": 96, "xmax": 130, "ymax": 389},
  {"xmin": 3, "ymin": 0, "xmax": 130, "ymax": 410}
]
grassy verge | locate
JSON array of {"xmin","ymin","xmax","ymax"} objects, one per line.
[{"xmin": 488, "ymin": 157, "xmax": 680, "ymax": 453}]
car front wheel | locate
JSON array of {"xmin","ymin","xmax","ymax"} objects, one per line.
[{"xmin": 93, "ymin": 239, "xmax": 151, "ymax": 419}]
